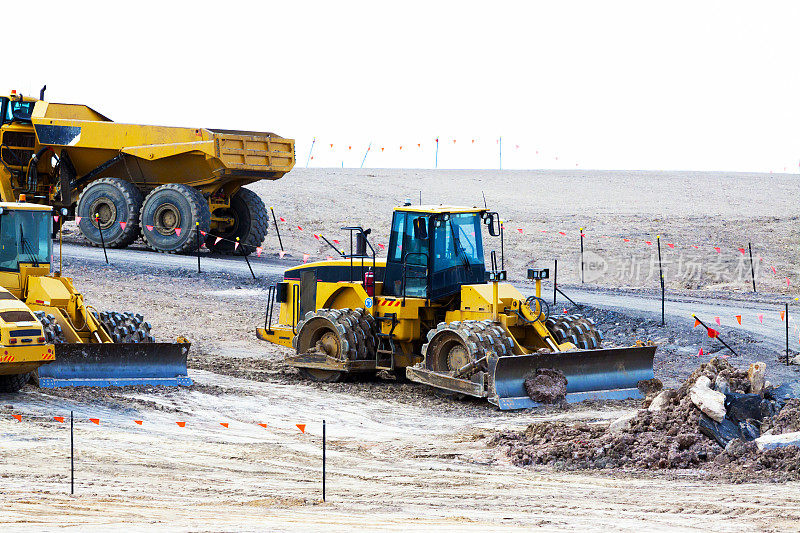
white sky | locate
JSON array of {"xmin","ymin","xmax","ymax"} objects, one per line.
[{"xmin": 7, "ymin": 0, "xmax": 800, "ymax": 172}]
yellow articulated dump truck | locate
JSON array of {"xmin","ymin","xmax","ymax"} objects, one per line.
[{"xmin": 0, "ymin": 88, "xmax": 294, "ymax": 254}]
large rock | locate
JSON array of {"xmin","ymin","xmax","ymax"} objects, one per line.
[
  {"xmin": 755, "ymin": 431, "xmax": 800, "ymax": 451},
  {"xmin": 690, "ymin": 375, "xmax": 726, "ymax": 422},
  {"xmin": 648, "ymin": 389, "xmax": 674, "ymax": 412},
  {"xmin": 748, "ymin": 362, "xmax": 766, "ymax": 395},
  {"xmin": 607, "ymin": 412, "xmax": 638, "ymax": 433}
]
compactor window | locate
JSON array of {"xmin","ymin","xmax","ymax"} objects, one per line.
[
  {"xmin": 0, "ymin": 210, "xmax": 52, "ymax": 270},
  {"xmin": 433, "ymin": 213, "xmax": 483, "ymax": 271}
]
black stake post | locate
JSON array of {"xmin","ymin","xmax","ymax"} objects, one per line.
[
  {"xmin": 556, "ymin": 287, "xmax": 583, "ymax": 310},
  {"xmin": 748, "ymin": 242, "xmax": 756, "ymax": 293},
  {"xmin": 95, "ymin": 214, "xmax": 108, "ymax": 264},
  {"xmin": 70, "ymin": 410, "xmax": 74, "ymax": 495},
  {"xmin": 322, "ymin": 419, "xmax": 326, "ymax": 502},
  {"xmin": 692, "ymin": 314, "xmax": 738, "ymax": 357},
  {"xmin": 657, "ymin": 236, "xmax": 665, "ymax": 327},
  {"xmin": 786, "ymin": 302, "xmax": 790, "ymax": 366},
  {"xmin": 553, "ymin": 259, "xmax": 558, "ymax": 306},
  {"xmin": 237, "ymin": 238, "xmax": 256, "ymax": 280},
  {"xmin": 196, "ymin": 222, "xmax": 201, "ymax": 274},
  {"xmin": 579, "ymin": 227, "xmax": 585, "ymax": 284},
  {"xmin": 270, "ymin": 207, "xmax": 284, "ymax": 252}
]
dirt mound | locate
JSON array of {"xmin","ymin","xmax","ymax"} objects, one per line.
[
  {"xmin": 490, "ymin": 358, "xmax": 800, "ymax": 482},
  {"xmin": 524, "ymin": 369, "xmax": 568, "ymax": 403}
]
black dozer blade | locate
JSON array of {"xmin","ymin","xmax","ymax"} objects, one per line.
[
  {"xmin": 37, "ymin": 343, "xmax": 192, "ymax": 388},
  {"xmin": 489, "ymin": 345, "xmax": 657, "ymax": 410}
]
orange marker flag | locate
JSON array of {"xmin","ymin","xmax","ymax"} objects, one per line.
[
  {"xmin": 417, "ymin": 143, "xmax": 421, "ymax": 148},
  {"xmin": 735, "ymin": 315, "xmax": 742, "ymax": 325},
  {"xmin": 667, "ymin": 243, "xmax": 675, "ymax": 249},
  {"xmin": 715, "ymin": 317, "xmax": 721, "ymax": 325},
  {"xmin": 174, "ymin": 228, "xmax": 181, "ymax": 236},
  {"xmin": 707, "ymin": 328, "xmax": 718, "ymax": 338},
  {"xmin": 694, "ymin": 318, "xmax": 700, "ymax": 328},
  {"xmin": 296, "ymin": 424, "xmax": 306, "ymax": 434},
  {"xmin": 781, "ymin": 310, "xmax": 786, "ymax": 321},
  {"xmin": 381, "ymin": 147, "xmax": 384, "ymax": 152},
  {"xmin": 54, "ymin": 416, "xmax": 65, "ymax": 423},
  {"xmin": 134, "ymin": 420, "xmax": 143, "ymax": 425},
  {"xmin": 176, "ymin": 421, "xmax": 186, "ymax": 428},
  {"xmin": 90, "ymin": 418, "xmax": 100, "ymax": 425},
  {"xmin": 517, "ymin": 228, "xmax": 523, "ymax": 233},
  {"xmin": 119, "ymin": 222, "xmax": 127, "ymax": 230},
  {"xmin": 714, "ymin": 247, "xmax": 721, "ymax": 253},
  {"xmin": 303, "ymin": 254, "xmax": 310, "ymax": 263},
  {"xmin": 623, "ymin": 238, "xmax": 630, "ymax": 242},
  {"xmin": 738, "ymin": 248, "xmax": 746, "ymax": 254},
  {"xmin": 220, "ymin": 422, "xmax": 229, "ymax": 428},
  {"xmin": 758, "ymin": 313, "xmax": 764, "ymax": 324},
  {"xmin": 12, "ymin": 414, "xmax": 21, "ymax": 421},
  {"xmin": 258, "ymin": 423, "xmax": 268, "ymax": 429},
  {"xmin": 697, "ymin": 348, "xmax": 703, "ymax": 357}
]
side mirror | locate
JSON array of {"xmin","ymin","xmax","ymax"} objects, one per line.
[
  {"xmin": 412, "ymin": 217, "xmax": 428, "ymax": 240},
  {"xmin": 487, "ymin": 212, "xmax": 501, "ymax": 237}
]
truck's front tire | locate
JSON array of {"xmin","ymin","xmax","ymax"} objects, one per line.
[
  {"xmin": 76, "ymin": 178, "xmax": 143, "ymax": 248},
  {"xmin": 140, "ymin": 184, "xmax": 211, "ymax": 254},
  {"xmin": 206, "ymin": 188, "xmax": 269, "ymax": 255}
]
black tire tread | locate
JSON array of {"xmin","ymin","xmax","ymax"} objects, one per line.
[
  {"xmin": 207, "ymin": 187, "xmax": 269, "ymax": 255},
  {"xmin": 140, "ymin": 184, "xmax": 210, "ymax": 254},
  {"xmin": 76, "ymin": 177, "xmax": 143, "ymax": 248}
]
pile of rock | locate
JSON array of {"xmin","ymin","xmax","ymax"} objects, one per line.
[{"xmin": 492, "ymin": 358, "xmax": 800, "ymax": 480}]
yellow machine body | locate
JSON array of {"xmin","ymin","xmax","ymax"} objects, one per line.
[
  {"xmin": 257, "ymin": 205, "xmax": 657, "ymax": 408},
  {"xmin": 0, "ymin": 201, "xmax": 190, "ymax": 390},
  {"xmin": 0, "ymin": 90, "xmax": 294, "ymax": 254}
]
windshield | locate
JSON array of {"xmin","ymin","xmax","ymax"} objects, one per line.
[
  {"xmin": 433, "ymin": 213, "xmax": 483, "ymax": 271},
  {"xmin": 1, "ymin": 97, "xmax": 34, "ymax": 124},
  {"xmin": 0, "ymin": 210, "xmax": 52, "ymax": 271}
]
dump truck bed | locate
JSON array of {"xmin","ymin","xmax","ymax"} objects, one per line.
[{"xmin": 30, "ymin": 102, "xmax": 294, "ymax": 186}]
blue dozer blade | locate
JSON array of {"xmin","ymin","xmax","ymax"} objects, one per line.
[
  {"xmin": 37, "ymin": 342, "xmax": 191, "ymax": 388},
  {"xmin": 490, "ymin": 345, "xmax": 657, "ymax": 411}
]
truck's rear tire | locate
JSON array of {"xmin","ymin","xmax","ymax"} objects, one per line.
[
  {"xmin": 0, "ymin": 372, "xmax": 31, "ymax": 393},
  {"xmin": 206, "ymin": 188, "xmax": 268, "ymax": 255},
  {"xmin": 140, "ymin": 184, "xmax": 210, "ymax": 254},
  {"xmin": 76, "ymin": 178, "xmax": 143, "ymax": 248}
]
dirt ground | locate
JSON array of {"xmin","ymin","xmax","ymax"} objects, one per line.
[{"xmin": 2, "ymin": 168, "xmax": 800, "ymax": 531}]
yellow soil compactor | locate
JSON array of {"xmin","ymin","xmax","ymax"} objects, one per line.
[
  {"xmin": 257, "ymin": 204, "xmax": 656, "ymax": 409},
  {"xmin": 0, "ymin": 201, "xmax": 189, "ymax": 390},
  {"xmin": 0, "ymin": 88, "xmax": 294, "ymax": 254}
]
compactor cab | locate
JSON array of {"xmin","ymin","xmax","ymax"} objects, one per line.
[
  {"xmin": 382, "ymin": 206, "xmax": 498, "ymax": 300},
  {"xmin": 257, "ymin": 204, "xmax": 656, "ymax": 409}
]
